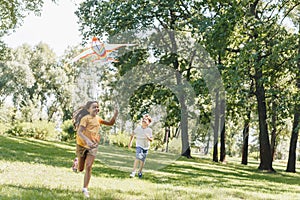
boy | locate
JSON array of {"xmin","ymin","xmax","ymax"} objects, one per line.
[{"xmin": 128, "ymin": 114, "xmax": 153, "ymax": 178}]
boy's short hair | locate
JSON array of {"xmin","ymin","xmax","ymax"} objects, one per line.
[{"xmin": 143, "ymin": 114, "xmax": 152, "ymax": 123}]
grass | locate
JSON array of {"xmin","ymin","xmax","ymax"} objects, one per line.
[{"xmin": 0, "ymin": 135, "xmax": 299, "ymax": 200}]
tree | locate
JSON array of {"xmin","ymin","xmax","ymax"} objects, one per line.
[
  {"xmin": 0, "ymin": 0, "xmax": 56, "ymax": 57},
  {"xmin": 0, "ymin": 0, "xmax": 52, "ymax": 35},
  {"xmin": 209, "ymin": 0, "xmax": 298, "ymax": 171},
  {"xmin": 1, "ymin": 43, "xmax": 77, "ymax": 123},
  {"xmin": 194, "ymin": 0, "xmax": 298, "ymax": 168},
  {"xmin": 286, "ymin": 5, "xmax": 300, "ymax": 172},
  {"xmin": 76, "ymin": 0, "xmax": 299, "ymax": 165},
  {"xmin": 76, "ymin": 0, "xmax": 205, "ymax": 158},
  {"xmin": 0, "ymin": 0, "xmax": 58, "ymax": 112}
]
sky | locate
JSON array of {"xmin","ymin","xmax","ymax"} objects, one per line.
[
  {"xmin": 2, "ymin": 1, "xmax": 297, "ymax": 58},
  {"xmin": 3, "ymin": 0, "xmax": 83, "ymax": 57}
]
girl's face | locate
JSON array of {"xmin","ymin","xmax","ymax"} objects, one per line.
[{"xmin": 88, "ymin": 102, "xmax": 99, "ymax": 116}]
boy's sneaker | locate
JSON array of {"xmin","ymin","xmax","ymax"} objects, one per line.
[
  {"xmin": 82, "ymin": 188, "xmax": 89, "ymax": 198},
  {"xmin": 129, "ymin": 172, "xmax": 136, "ymax": 178},
  {"xmin": 138, "ymin": 172, "xmax": 142, "ymax": 178}
]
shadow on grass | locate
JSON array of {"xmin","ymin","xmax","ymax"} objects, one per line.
[
  {"xmin": 0, "ymin": 184, "xmax": 141, "ymax": 200},
  {"xmin": 91, "ymin": 162, "xmax": 129, "ymax": 179},
  {"xmin": 0, "ymin": 184, "xmax": 83, "ymax": 200},
  {"xmin": 0, "ymin": 135, "xmax": 76, "ymax": 168},
  {"xmin": 96, "ymin": 144, "xmax": 180, "ymax": 173},
  {"xmin": 1, "ymin": 135, "xmax": 299, "ymax": 194},
  {"xmin": 0, "ymin": 136, "xmax": 139, "ymax": 180},
  {"xmin": 143, "ymin": 157, "xmax": 300, "ymax": 193}
]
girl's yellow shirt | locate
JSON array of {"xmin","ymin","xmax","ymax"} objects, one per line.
[{"xmin": 76, "ymin": 115, "xmax": 104, "ymax": 148}]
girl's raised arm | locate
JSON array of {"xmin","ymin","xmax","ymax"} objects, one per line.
[{"xmin": 101, "ymin": 108, "xmax": 118, "ymax": 126}]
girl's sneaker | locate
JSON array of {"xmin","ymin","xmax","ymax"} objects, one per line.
[
  {"xmin": 82, "ymin": 188, "xmax": 89, "ymax": 198},
  {"xmin": 72, "ymin": 157, "xmax": 78, "ymax": 172}
]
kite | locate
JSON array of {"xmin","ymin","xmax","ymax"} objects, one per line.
[{"xmin": 71, "ymin": 37, "xmax": 136, "ymax": 63}]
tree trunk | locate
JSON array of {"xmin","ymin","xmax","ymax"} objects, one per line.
[
  {"xmin": 220, "ymin": 99, "xmax": 226, "ymax": 162},
  {"xmin": 248, "ymin": 0, "xmax": 274, "ymax": 172},
  {"xmin": 169, "ymin": 29, "xmax": 191, "ymax": 158},
  {"xmin": 241, "ymin": 110, "xmax": 251, "ymax": 165},
  {"xmin": 255, "ymin": 67, "xmax": 274, "ymax": 172},
  {"xmin": 217, "ymin": 52, "xmax": 226, "ymax": 162},
  {"xmin": 286, "ymin": 112, "xmax": 299, "ymax": 172},
  {"xmin": 165, "ymin": 127, "xmax": 170, "ymax": 152},
  {"xmin": 11, "ymin": 108, "xmax": 17, "ymax": 125},
  {"xmin": 213, "ymin": 90, "xmax": 219, "ymax": 162},
  {"xmin": 205, "ymin": 127, "xmax": 211, "ymax": 155},
  {"xmin": 178, "ymin": 76, "xmax": 191, "ymax": 158},
  {"xmin": 286, "ymin": 23, "xmax": 300, "ymax": 173},
  {"xmin": 270, "ymin": 97, "xmax": 277, "ymax": 161}
]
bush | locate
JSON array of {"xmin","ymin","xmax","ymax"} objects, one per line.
[
  {"xmin": 249, "ymin": 152, "xmax": 260, "ymax": 160},
  {"xmin": 0, "ymin": 123, "xmax": 9, "ymax": 135},
  {"xmin": 5, "ymin": 122, "xmax": 25, "ymax": 137},
  {"xmin": 167, "ymin": 137, "xmax": 182, "ymax": 154},
  {"xmin": 108, "ymin": 132, "xmax": 131, "ymax": 147},
  {"xmin": 151, "ymin": 139, "xmax": 163, "ymax": 151},
  {"xmin": 5, "ymin": 121, "xmax": 59, "ymax": 140},
  {"xmin": 60, "ymin": 120, "xmax": 76, "ymax": 141}
]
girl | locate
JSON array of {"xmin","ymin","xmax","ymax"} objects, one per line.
[
  {"xmin": 73, "ymin": 101, "xmax": 118, "ymax": 198},
  {"xmin": 128, "ymin": 114, "xmax": 153, "ymax": 178}
]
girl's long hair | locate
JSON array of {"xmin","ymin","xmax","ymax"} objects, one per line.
[{"xmin": 72, "ymin": 101, "xmax": 98, "ymax": 130}]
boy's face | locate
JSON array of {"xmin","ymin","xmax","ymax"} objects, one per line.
[
  {"xmin": 142, "ymin": 117, "xmax": 150, "ymax": 126},
  {"xmin": 88, "ymin": 102, "xmax": 99, "ymax": 116}
]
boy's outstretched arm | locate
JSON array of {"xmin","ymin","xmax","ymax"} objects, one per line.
[
  {"xmin": 128, "ymin": 135, "xmax": 134, "ymax": 149},
  {"xmin": 145, "ymin": 135, "xmax": 153, "ymax": 142},
  {"xmin": 144, "ymin": 130, "xmax": 153, "ymax": 142}
]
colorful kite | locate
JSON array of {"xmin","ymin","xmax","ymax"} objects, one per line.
[{"xmin": 71, "ymin": 37, "xmax": 136, "ymax": 63}]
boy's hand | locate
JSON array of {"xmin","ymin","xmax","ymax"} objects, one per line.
[{"xmin": 144, "ymin": 133, "xmax": 153, "ymax": 142}]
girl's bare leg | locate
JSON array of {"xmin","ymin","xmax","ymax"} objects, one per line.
[
  {"xmin": 78, "ymin": 156, "xmax": 86, "ymax": 172},
  {"xmin": 83, "ymin": 155, "xmax": 95, "ymax": 188}
]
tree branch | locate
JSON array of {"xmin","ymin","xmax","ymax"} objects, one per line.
[
  {"xmin": 279, "ymin": 2, "xmax": 300, "ymax": 25},
  {"xmin": 179, "ymin": 0, "xmax": 192, "ymax": 16},
  {"xmin": 226, "ymin": 47, "xmax": 241, "ymax": 53},
  {"xmin": 250, "ymin": 0, "xmax": 260, "ymax": 19}
]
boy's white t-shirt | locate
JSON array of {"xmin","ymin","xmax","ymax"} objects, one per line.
[{"xmin": 133, "ymin": 126, "xmax": 153, "ymax": 149}]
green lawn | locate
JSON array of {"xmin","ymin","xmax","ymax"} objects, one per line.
[{"xmin": 0, "ymin": 135, "xmax": 299, "ymax": 200}]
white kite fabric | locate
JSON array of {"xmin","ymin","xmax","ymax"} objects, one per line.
[{"xmin": 72, "ymin": 37, "xmax": 136, "ymax": 63}]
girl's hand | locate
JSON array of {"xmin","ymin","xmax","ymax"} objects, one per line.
[
  {"xmin": 86, "ymin": 139, "xmax": 97, "ymax": 149},
  {"xmin": 114, "ymin": 105, "xmax": 119, "ymax": 116}
]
